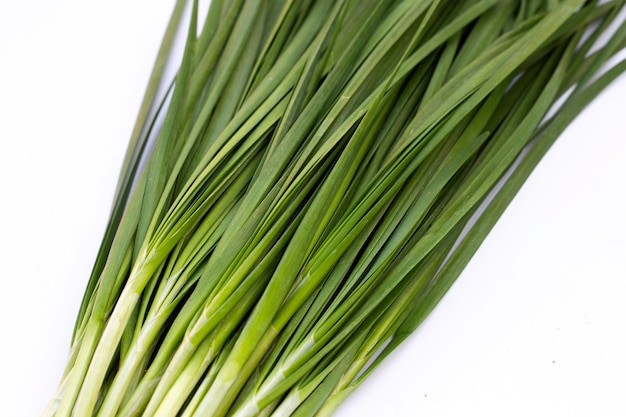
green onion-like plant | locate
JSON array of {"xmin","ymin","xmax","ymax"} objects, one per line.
[{"xmin": 43, "ymin": 0, "xmax": 626, "ymax": 416}]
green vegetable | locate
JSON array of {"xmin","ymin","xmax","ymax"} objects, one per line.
[{"xmin": 42, "ymin": 1, "xmax": 626, "ymax": 416}]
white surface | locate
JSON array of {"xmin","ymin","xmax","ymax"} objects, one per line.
[{"xmin": 0, "ymin": 2, "xmax": 624, "ymax": 416}]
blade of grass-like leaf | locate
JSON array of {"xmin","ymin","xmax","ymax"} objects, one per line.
[
  {"xmin": 264, "ymin": 0, "xmax": 349, "ymax": 162},
  {"xmin": 389, "ymin": 0, "xmax": 584, "ymax": 162},
  {"xmin": 275, "ymin": 84, "xmax": 500, "ymax": 341},
  {"xmin": 50, "ymin": 165, "xmax": 150, "ymax": 417},
  {"xmin": 244, "ymin": 111, "xmax": 494, "ymax": 417},
  {"xmin": 312, "ymin": 215, "xmax": 466, "ymax": 416},
  {"xmin": 574, "ymin": 13, "xmax": 626, "ymax": 93},
  {"xmin": 114, "ymin": 140, "xmax": 328, "ymax": 416},
  {"xmin": 176, "ymin": 338, "xmax": 238, "ymax": 417},
  {"xmin": 72, "ymin": 0, "xmax": 189, "ymax": 344},
  {"xmin": 188, "ymin": 3, "xmax": 402, "ymax": 413},
  {"xmin": 240, "ymin": 0, "xmax": 303, "ymax": 99},
  {"xmin": 337, "ymin": 226, "xmax": 461, "ymax": 391},
  {"xmin": 144, "ymin": 0, "xmax": 264, "ymax": 254},
  {"xmin": 193, "ymin": 0, "xmax": 225, "ymax": 68},
  {"xmin": 93, "ymin": 154, "xmax": 260, "ymax": 416},
  {"xmin": 178, "ymin": 0, "xmax": 266, "ymax": 185},
  {"xmin": 447, "ymin": 1, "xmax": 514, "ymax": 78},
  {"xmin": 270, "ymin": 330, "xmax": 367, "ymax": 417},
  {"xmin": 251, "ymin": 0, "xmax": 446, "ymax": 373},
  {"xmin": 277, "ymin": 37, "xmax": 571, "ymax": 397},
  {"xmin": 148, "ymin": 275, "xmax": 273, "ymax": 417},
  {"xmin": 366, "ymin": 56, "xmax": 626, "ymax": 388},
  {"xmin": 142, "ymin": 207, "xmax": 305, "ymax": 417},
  {"xmin": 64, "ymin": 5, "xmax": 201, "ymax": 417},
  {"xmin": 361, "ymin": 42, "xmax": 571, "ymax": 334},
  {"xmin": 186, "ymin": 0, "xmax": 246, "ymax": 115}
]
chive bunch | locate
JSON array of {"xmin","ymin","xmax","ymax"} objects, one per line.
[{"xmin": 44, "ymin": 1, "xmax": 626, "ymax": 416}]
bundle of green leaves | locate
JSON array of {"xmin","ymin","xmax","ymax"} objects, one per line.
[{"xmin": 43, "ymin": 0, "xmax": 626, "ymax": 416}]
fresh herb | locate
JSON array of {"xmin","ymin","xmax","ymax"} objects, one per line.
[{"xmin": 43, "ymin": 1, "xmax": 626, "ymax": 416}]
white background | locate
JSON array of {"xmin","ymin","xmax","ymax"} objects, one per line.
[{"xmin": 0, "ymin": 1, "xmax": 625, "ymax": 416}]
